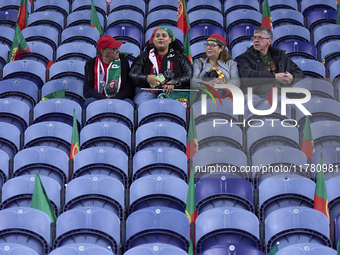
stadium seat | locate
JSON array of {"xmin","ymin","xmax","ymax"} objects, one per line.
[
  {"xmin": 146, "ymin": 10, "xmax": 178, "ymax": 30},
  {"xmin": 107, "ymin": 10, "xmax": 144, "ymax": 31},
  {"xmin": 2, "ymin": 60, "xmax": 46, "ymax": 89},
  {"xmin": 85, "ymin": 99, "xmax": 134, "ymax": 130},
  {"xmin": 0, "ymin": 78, "xmax": 38, "ymax": 109},
  {"xmin": 314, "ymin": 24, "xmax": 340, "ymax": 50},
  {"xmin": 224, "ymin": 0, "xmax": 259, "ymax": 15},
  {"xmin": 321, "ymin": 41, "xmax": 340, "ymax": 72},
  {"xmin": 330, "ymin": 60, "xmax": 340, "ymax": 86},
  {"xmin": 33, "ymin": 98, "xmax": 82, "ymax": 129},
  {"xmin": 196, "ymin": 177, "xmax": 255, "ymax": 214},
  {"xmin": 251, "ymin": 146, "xmax": 308, "ymax": 188},
  {"xmin": 187, "ymin": 0, "xmax": 222, "ymax": 13},
  {"xmin": 231, "ymin": 40, "xmax": 252, "ymax": 60},
  {"xmin": 268, "ymin": 0, "xmax": 298, "ymax": 11},
  {"xmin": 335, "ymin": 214, "xmax": 340, "ymax": 249},
  {"xmin": 49, "ymin": 60, "xmax": 85, "ymax": 81},
  {"xmin": 129, "ymin": 175, "xmax": 187, "ymax": 213},
  {"xmin": 56, "ymin": 43, "xmax": 96, "ymax": 62},
  {"xmin": 105, "ymin": 26, "xmax": 143, "ymax": 49},
  {"xmin": 72, "ymin": 0, "xmax": 107, "ymax": 17},
  {"xmin": 13, "ymin": 146, "xmax": 69, "ymax": 187},
  {"xmin": 271, "ymin": 9, "xmax": 304, "ymax": 28},
  {"xmin": 188, "ymin": 10, "xmax": 224, "ymax": 29},
  {"xmin": 265, "ymin": 207, "xmax": 332, "ymax": 253},
  {"xmin": 148, "ymin": 0, "xmax": 178, "ymax": 13},
  {"xmin": 0, "ymin": 207, "xmax": 51, "ymax": 255},
  {"xmin": 311, "ymin": 146, "xmax": 340, "ymax": 180},
  {"xmin": 301, "ymin": 0, "xmax": 337, "ymax": 16},
  {"xmin": 0, "ymin": 1, "xmax": 20, "ymax": 12},
  {"xmin": 192, "ymin": 146, "xmax": 248, "ymax": 180},
  {"xmin": 34, "ymin": 0, "xmax": 69, "ymax": 18},
  {"xmin": 22, "ymin": 26, "xmax": 59, "ymax": 52},
  {"xmin": 0, "ymin": 26, "xmax": 14, "ymax": 49},
  {"xmin": 0, "ymin": 44, "xmax": 8, "ymax": 72},
  {"xmin": 0, "ymin": 150, "xmax": 8, "ymax": 189},
  {"xmin": 188, "ymin": 25, "xmax": 226, "ymax": 45},
  {"xmin": 41, "ymin": 79, "xmax": 85, "ymax": 107},
  {"xmin": 191, "ymin": 41, "xmax": 206, "ymax": 60},
  {"xmin": 22, "ymin": 41, "xmax": 54, "ymax": 67},
  {"xmin": 0, "ymin": 243, "xmax": 39, "ymax": 255},
  {"xmin": 275, "ymin": 243, "xmax": 337, "ymax": 255},
  {"xmin": 229, "ymin": 25, "xmax": 257, "ymax": 49},
  {"xmin": 66, "ymin": 10, "xmax": 104, "ymax": 32},
  {"xmin": 272, "ymin": 25, "xmax": 310, "ymax": 48},
  {"xmin": 0, "ymin": 122, "xmax": 20, "ymax": 159},
  {"xmin": 0, "ymin": 175, "xmax": 61, "ymax": 216},
  {"xmin": 123, "ymin": 243, "xmax": 188, "ymax": 255},
  {"xmin": 226, "ymin": 9, "xmax": 261, "ymax": 32},
  {"xmin": 135, "ymin": 122, "xmax": 187, "ymax": 153},
  {"xmin": 61, "ymin": 26, "xmax": 100, "ymax": 46},
  {"xmin": 326, "ymin": 178, "xmax": 340, "ymax": 223},
  {"xmin": 293, "ymin": 59, "xmax": 325, "ymax": 78},
  {"xmin": 0, "ymin": 10, "xmax": 17, "ymax": 29},
  {"xmin": 49, "ymin": 244, "xmax": 113, "ymax": 255},
  {"xmin": 305, "ymin": 8, "xmax": 338, "ymax": 34},
  {"xmin": 201, "ymin": 244, "xmax": 265, "ymax": 255},
  {"xmin": 73, "ymin": 147, "xmax": 128, "ymax": 186},
  {"xmin": 28, "ymin": 11, "xmax": 64, "ymax": 34},
  {"xmin": 109, "ymin": 0, "xmax": 145, "ymax": 16},
  {"xmin": 259, "ymin": 178, "xmax": 314, "ymax": 222},
  {"xmin": 64, "ymin": 175, "xmax": 125, "ymax": 220},
  {"xmin": 132, "ymin": 147, "xmax": 187, "ymax": 181},
  {"xmin": 196, "ymin": 207, "xmax": 261, "ymax": 253},
  {"xmin": 276, "ymin": 40, "xmax": 317, "ymax": 60},
  {"xmin": 120, "ymin": 42, "xmax": 141, "ymax": 63},
  {"xmin": 196, "ymin": 121, "xmax": 243, "ymax": 151},
  {"xmin": 54, "ymin": 207, "xmax": 120, "ymax": 253},
  {"xmin": 23, "ymin": 122, "xmax": 72, "ymax": 159},
  {"xmin": 80, "ymin": 122, "xmax": 132, "ymax": 157},
  {"xmin": 310, "ymin": 121, "xmax": 340, "ymax": 153},
  {"xmin": 0, "ymin": 98, "xmax": 29, "ymax": 134},
  {"xmin": 125, "ymin": 206, "xmax": 190, "ymax": 251},
  {"xmin": 292, "ymin": 78, "xmax": 334, "ymax": 99}
]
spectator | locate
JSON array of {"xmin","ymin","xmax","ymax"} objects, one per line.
[
  {"xmin": 130, "ymin": 26, "xmax": 193, "ymax": 108},
  {"xmin": 83, "ymin": 35, "xmax": 135, "ymax": 108}
]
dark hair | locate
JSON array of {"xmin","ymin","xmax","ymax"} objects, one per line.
[
  {"xmin": 145, "ymin": 38, "xmax": 184, "ymax": 53},
  {"xmin": 201, "ymin": 45, "xmax": 233, "ymax": 63},
  {"xmin": 254, "ymin": 26, "xmax": 273, "ymax": 40}
]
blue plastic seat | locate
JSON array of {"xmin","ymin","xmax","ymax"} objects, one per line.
[
  {"xmin": 232, "ymin": 41, "xmax": 252, "ymax": 60},
  {"xmin": 23, "ymin": 122, "xmax": 72, "ymax": 158},
  {"xmin": 293, "ymin": 59, "xmax": 325, "ymax": 78},
  {"xmin": 61, "ymin": 26, "xmax": 100, "ymax": 46},
  {"xmin": 276, "ymin": 243, "xmax": 337, "ymax": 255},
  {"xmin": 313, "ymin": 24, "xmax": 340, "ymax": 50},
  {"xmin": 0, "ymin": 26, "xmax": 14, "ymax": 49},
  {"xmin": 49, "ymin": 60, "xmax": 85, "ymax": 81},
  {"xmin": 33, "ymin": 98, "xmax": 82, "ymax": 129},
  {"xmin": 129, "ymin": 175, "xmax": 187, "ymax": 213},
  {"xmin": 120, "ymin": 42, "xmax": 141, "ymax": 63},
  {"xmin": 22, "ymin": 26, "xmax": 59, "ymax": 52},
  {"xmin": 196, "ymin": 207, "xmax": 261, "ymax": 253},
  {"xmin": 145, "ymin": 26, "xmax": 183, "ymax": 47},
  {"xmin": 326, "ymin": 178, "xmax": 340, "ymax": 223},
  {"xmin": 191, "ymin": 41, "xmax": 206, "ymax": 61},
  {"xmin": 54, "ymin": 207, "xmax": 120, "ymax": 253},
  {"xmin": 67, "ymin": 10, "xmax": 104, "ymax": 32},
  {"xmin": 196, "ymin": 177, "xmax": 254, "ymax": 214},
  {"xmin": 0, "ymin": 0, "xmax": 20, "ymax": 12},
  {"xmin": 0, "ymin": 78, "xmax": 38, "ymax": 109},
  {"xmin": 201, "ymin": 244, "xmax": 265, "ymax": 255},
  {"xmin": 265, "ymin": 207, "xmax": 332, "ymax": 253},
  {"xmin": 135, "ymin": 122, "xmax": 187, "ymax": 153},
  {"xmin": 0, "ymin": 44, "xmax": 8, "ymax": 72},
  {"xmin": 148, "ymin": 0, "xmax": 178, "ymax": 13},
  {"xmin": 192, "ymin": 146, "xmax": 248, "ymax": 180},
  {"xmin": 107, "ymin": 10, "xmax": 144, "ymax": 31},
  {"xmin": 188, "ymin": 25, "xmax": 225, "ymax": 45},
  {"xmin": 292, "ymin": 78, "xmax": 334, "ymax": 99},
  {"xmin": 85, "ymin": 99, "xmax": 134, "ymax": 130},
  {"xmin": 28, "ymin": 11, "xmax": 64, "ymax": 34},
  {"xmin": 188, "ymin": 10, "xmax": 224, "ymax": 29},
  {"xmin": 196, "ymin": 121, "xmax": 243, "ymax": 150},
  {"xmin": 132, "ymin": 147, "xmax": 187, "ymax": 181},
  {"xmin": 50, "ymin": 244, "xmax": 113, "ymax": 255},
  {"xmin": 146, "ymin": 10, "xmax": 178, "ymax": 30},
  {"xmin": 22, "ymin": 41, "xmax": 54, "ymax": 67},
  {"xmin": 0, "ymin": 122, "xmax": 20, "ymax": 159},
  {"xmin": 224, "ymin": 0, "xmax": 259, "ymax": 15},
  {"xmin": 273, "ymin": 25, "xmax": 310, "ymax": 48},
  {"xmin": 3, "ymin": 60, "xmax": 46, "ymax": 89},
  {"xmin": 0, "ymin": 207, "xmax": 51, "ymax": 255},
  {"xmin": 187, "ymin": 0, "xmax": 222, "ymax": 13},
  {"xmin": 0, "ymin": 175, "xmax": 61, "ymax": 215},
  {"xmin": 109, "ymin": 0, "xmax": 145, "ymax": 16},
  {"xmin": 64, "ymin": 175, "xmax": 125, "ymax": 220},
  {"xmin": 124, "ymin": 243, "xmax": 188, "ymax": 255},
  {"xmin": 305, "ymin": 8, "xmax": 338, "ymax": 34},
  {"xmin": 321, "ymin": 41, "xmax": 340, "ymax": 72},
  {"xmin": 268, "ymin": 0, "xmax": 298, "ymax": 10},
  {"xmin": 310, "ymin": 121, "xmax": 340, "ymax": 153},
  {"xmin": 271, "ymin": 9, "xmax": 304, "ymax": 28},
  {"xmin": 34, "ymin": 0, "xmax": 69, "ymax": 18},
  {"xmin": 277, "ymin": 40, "xmax": 317, "ymax": 60},
  {"xmin": 251, "ymin": 146, "xmax": 308, "ymax": 188},
  {"xmin": 226, "ymin": 9, "xmax": 261, "ymax": 32},
  {"xmin": 57, "ymin": 43, "xmax": 96, "ymax": 62},
  {"xmin": 335, "ymin": 214, "xmax": 340, "ymax": 249},
  {"xmin": 0, "ymin": 150, "xmax": 9, "ymax": 189},
  {"xmin": 73, "ymin": 147, "xmax": 128, "ymax": 186},
  {"xmin": 42, "ymin": 79, "xmax": 85, "ymax": 107},
  {"xmin": 125, "ymin": 206, "xmax": 190, "ymax": 251},
  {"xmin": 0, "ymin": 243, "xmax": 39, "ymax": 255},
  {"xmin": 0, "ymin": 98, "xmax": 29, "ymax": 133},
  {"xmin": 80, "ymin": 122, "xmax": 132, "ymax": 157},
  {"xmin": 311, "ymin": 146, "xmax": 340, "ymax": 180},
  {"xmin": 229, "ymin": 25, "xmax": 257, "ymax": 49},
  {"xmin": 330, "ymin": 60, "xmax": 340, "ymax": 88},
  {"xmin": 13, "ymin": 146, "xmax": 69, "ymax": 187},
  {"xmin": 301, "ymin": 0, "xmax": 337, "ymax": 16},
  {"xmin": 72, "ymin": 0, "xmax": 107, "ymax": 17},
  {"xmin": 105, "ymin": 26, "xmax": 142, "ymax": 49},
  {"xmin": 0, "ymin": 10, "xmax": 17, "ymax": 29}
]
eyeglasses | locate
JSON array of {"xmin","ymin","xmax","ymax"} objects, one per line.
[
  {"xmin": 251, "ymin": 36, "xmax": 271, "ymax": 41},
  {"xmin": 204, "ymin": 43, "xmax": 220, "ymax": 48},
  {"xmin": 104, "ymin": 47, "xmax": 120, "ymax": 52}
]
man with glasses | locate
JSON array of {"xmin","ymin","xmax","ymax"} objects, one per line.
[
  {"xmin": 83, "ymin": 35, "xmax": 135, "ymax": 108},
  {"xmin": 237, "ymin": 26, "xmax": 304, "ymax": 95}
]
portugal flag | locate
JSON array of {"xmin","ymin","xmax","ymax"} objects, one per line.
[
  {"xmin": 186, "ymin": 108, "xmax": 198, "ymax": 161},
  {"xmin": 8, "ymin": 23, "xmax": 30, "ymax": 62},
  {"xmin": 90, "ymin": 0, "xmax": 103, "ymax": 36},
  {"xmin": 17, "ymin": 0, "xmax": 28, "ymax": 31},
  {"xmin": 186, "ymin": 167, "xmax": 197, "ymax": 224},
  {"xmin": 314, "ymin": 152, "xmax": 330, "ymax": 222},
  {"xmin": 177, "ymin": 0, "xmax": 190, "ymax": 35},
  {"xmin": 184, "ymin": 31, "xmax": 192, "ymax": 64},
  {"xmin": 40, "ymin": 89, "xmax": 66, "ymax": 102},
  {"xmin": 301, "ymin": 115, "xmax": 315, "ymax": 160},
  {"xmin": 70, "ymin": 108, "xmax": 80, "ymax": 160},
  {"xmin": 261, "ymin": 0, "xmax": 273, "ymax": 31}
]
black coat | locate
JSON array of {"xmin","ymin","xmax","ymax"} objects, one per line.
[{"xmin": 83, "ymin": 54, "xmax": 135, "ymax": 100}]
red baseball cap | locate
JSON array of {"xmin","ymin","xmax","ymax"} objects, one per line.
[{"xmin": 97, "ymin": 35, "xmax": 125, "ymax": 51}]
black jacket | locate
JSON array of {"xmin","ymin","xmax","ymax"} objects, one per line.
[
  {"xmin": 83, "ymin": 54, "xmax": 135, "ymax": 100},
  {"xmin": 129, "ymin": 49, "xmax": 193, "ymax": 89}
]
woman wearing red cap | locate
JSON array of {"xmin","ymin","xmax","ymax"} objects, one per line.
[
  {"xmin": 192, "ymin": 34, "xmax": 240, "ymax": 98},
  {"xmin": 83, "ymin": 35, "xmax": 135, "ymax": 108},
  {"xmin": 130, "ymin": 27, "xmax": 193, "ymax": 108}
]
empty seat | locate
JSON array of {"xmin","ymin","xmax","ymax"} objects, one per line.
[
  {"xmin": 67, "ymin": 10, "xmax": 104, "ymax": 32},
  {"xmin": 28, "ymin": 11, "xmax": 64, "ymax": 34},
  {"xmin": 148, "ymin": 0, "xmax": 178, "ymax": 13},
  {"xmin": 124, "ymin": 243, "xmax": 188, "ymax": 255},
  {"xmin": 187, "ymin": 0, "xmax": 222, "ymax": 13},
  {"xmin": 120, "ymin": 42, "xmax": 141, "ymax": 63},
  {"xmin": 191, "ymin": 41, "xmax": 206, "ymax": 61},
  {"xmin": 310, "ymin": 121, "xmax": 340, "ymax": 154},
  {"xmin": 22, "ymin": 41, "xmax": 54, "ymax": 67},
  {"xmin": 61, "ymin": 26, "xmax": 100, "ymax": 46},
  {"xmin": 129, "ymin": 175, "xmax": 187, "ymax": 213},
  {"xmin": 0, "ymin": 98, "xmax": 29, "ymax": 133},
  {"xmin": 0, "ymin": 150, "xmax": 8, "ymax": 189},
  {"xmin": 271, "ymin": 9, "xmax": 304, "ymax": 28},
  {"xmin": 56, "ymin": 42, "xmax": 96, "ymax": 62},
  {"xmin": 125, "ymin": 206, "xmax": 190, "ymax": 251},
  {"xmin": 54, "ymin": 207, "xmax": 120, "ymax": 253},
  {"xmin": 321, "ymin": 41, "xmax": 340, "ymax": 71},
  {"xmin": 133, "ymin": 147, "xmax": 187, "ymax": 181},
  {"xmin": 268, "ymin": 0, "xmax": 298, "ymax": 11},
  {"xmin": 311, "ymin": 146, "xmax": 340, "ymax": 180},
  {"xmin": 229, "ymin": 25, "xmax": 257, "ymax": 49},
  {"xmin": 273, "ymin": 25, "xmax": 310, "ymax": 48},
  {"xmin": 0, "ymin": 26, "xmax": 14, "ymax": 49},
  {"xmin": 50, "ymin": 244, "xmax": 113, "ymax": 255},
  {"xmin": 34, "ymin": 0, "xmax": 69, "ymax": 18},
  {"xmin": 276, "ymin": 41, "xmax": 317, "ymax": 60},
  {"xmin": 301, "ymin": 0, "xmax": 337, "ymax": 16},
  {"xmin": 188, "ymin": 10, "xmax": 224, "ymax": 29},
  {"xmin": 72, "ymin": 0, "xmax": 107, "ymax": 17},
  {"xmin": 0, "ymin": 1, "xmax": 20, "ymax": 12},
  {"xmin": 107, "ymin": 10, "xmax": 144, "ymax": 31},
  {"xmin": 22, "ymin": 26, "xmax": 59, "ymax": 52},
  {"xmin": 0, "ymin": 44, "xmax": 8, "ymax": 71},
  {"xmin": 292, "ymin": 78, "xmax": 334, "ymax": 99},
  {"xmin": 231, "ymin": 40, "xmax": 253, "ymax": 60},
  {"xmin": 330, "ymin": 60, "xmax": 340, "ymax": 87},
  {"xmin": 0, "ymin": 243, "xmax": 39, "ymax": 255},
  {"xmin": 105, "ymin": 26, "xmax": 142, "ymax": 49},
  {"xmin": 0, "ymin": 207, "xmax": 51, "ymax": 255},
  {"xmin": 0, "ymin": 10, "xmax": 17, "ymax": 29},
  {"xmin": 0, "ymin": 122, "xmax": 20, "ymax": 159},
  {"xmin": 201, "ymin": 244, "xmax": 265, "ymax": 255},
  {"xmin": 293, "ymin": 59, "xmax": 325, "ymax": 78},
  {"xmin": 85, "ymin": 99, "xmax": 134, "ymax": 130},
  {"xmin": 305, "ymin": 8, "xmax": 338, "ymax": 34},
  {"xmin": 226, "ymin": 9, "xmax": 261, "ymax": 32},
  {"xmin": 265, "ymin": 207, "xmax": 332, "ymax": 253},
  {"xmin": 109, "ymin": 0, "xmax": 145, "ymax": 16},
  {"xmin": 224, "ymin": 0, "xmax": 259, "ymax": 15},
  {"xmin": 327, "ymin": 178, "xmax": 340, "ymax": 222},
  {"xmin": 49, "ymin": 60, "xmax": 85, "ymax": 81},
  {"xmin": 146, "ymin": 10, "xmax": 178, "ymax": 30},
  {"xmin": 276, "ymin": 243, "xmax": 337, "ymax": 255},
  {"xmin": 188, "ymin": 25, "xmax": 225, "ymax": 45},
  {"xmin": 196, "ymin": 207, "xmax": 261, "ymax": 253},
  {"xmin": 314, "ymin": 24, "xmax": 340, "ymax": 50}
]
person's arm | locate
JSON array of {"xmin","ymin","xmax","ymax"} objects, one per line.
[
  {"xmin": 287, "ymin": 57, "xmax": 305, "ymax": 80},
  {"xmin": 225, "ymin": 60, "xmax": 241, "ymax": 87},
  {"xmin": 129, "ymin": 52, "xmax": 150, "ymax": 88},
  {"xmin": 171, "ymin": 53, "xmax": 193, "ymax": 89},
  {"xmin": 83, "ymin": 58, "xmax": 106, "ymax": 99},
  {"xmin": 114, "ymin": 55, "xmax": 135, "ymax": 100},
  {"xmin": 190, "ymin": 58, "xmax": 204, "ymax": 89}
]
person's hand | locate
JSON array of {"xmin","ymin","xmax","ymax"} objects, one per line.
[
  {"xmin": 275, "ymin": 72, "xmax": 293, "ymax": 85},
  {"xmin": 162, "ymin": 80, "xmax": 174, "ymax": 94},
  {"xmin": 146, "ymin": 75, "xmax": 160, "ymax": 88}
]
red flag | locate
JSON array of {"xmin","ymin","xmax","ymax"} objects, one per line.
[
  {"xmin": 186, "ymin": 109, "xmax": 198, "ymax": 161},
  {"xmin": 177, "ymin": 0, "xmax": 190, "ymax": 35},
  {"xmin": 28, "ymin": 0, "xmax": 34, "ymax": 4},
  {"xmin": 301, "ymin": 115, "xmax": 315, "ymax": 160},
  {"xmin": 266, "ymin": 83, "xmax": 275, "ymax": 106},
  {"xmin": 70, "ymin": 109, "xmax": 79, "ymax": 160},
  {"xmin": 336, "ymin": 2, "xmax": 340, "ymax": 25},
  {"xmin": 261, "ymin": 0, "xmax": 273, "ymax": 30},
  {"xmin": 8, "ymin": 23, "xmax": 30, "ymax": 62},
  {"xmin": 17, "ymin": 0, "xmax": 28, "ymax": 31}
]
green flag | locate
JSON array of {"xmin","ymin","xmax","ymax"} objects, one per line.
[
  {"xmin": 90, "ymin": 0, "xmax": 103, "ymax": 36},
  {"xmin": 184, "ymin": 30, "xmax": 193, "ymax": 64},
  {"xmin": 268, "ymin": 243, "xmax": 278, "ymax": 255},
  {"xmin": 261, "ymin": 0, "xmax": 273, "ymax": 30},
  {"xmin": 70, "ymin": 108, "xmax": 80, "ymax": 160},
  {"xmin": 337, "ymin": 238, "xmax": 340, "ymax": 255},
  {"xmin": 188, "ymin": 239, "xmax": 194, "ymax": 255},
  {"xmin": 158, "ymin": 90, "xmax": 193, "ymax": 110},
  {"xmin": 8, "ymin": 23, "xmax": 30, "ymax": 62},
  {"xmin": 337, "ymin": 2, "xmax": 340, "ymax": 25},
  {"xmin": 301, "ymin": 115, "xmax": 315, "ymax": 159},
  {"xmin": 185, "ymin": 166, "xmax": 197, "ymax": 224},
  {"xmin": 40, "ymin": 89, "xmax": 66, "ymax": 102},
  {"xmin": 31, "ymin": 172, "xmax": 57, "ymax": 223}
]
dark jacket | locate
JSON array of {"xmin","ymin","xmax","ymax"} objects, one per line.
[
  {"xmin": 83, "ymin": 54, "xmax": 135, "ymax": 100},
  {"xmin": 237, "ymin": 46, "xmax": 304, "ymax": 93},
  {"xmin": 129, "ymin": 49, "xmax": 193, "ymax": 89}
]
